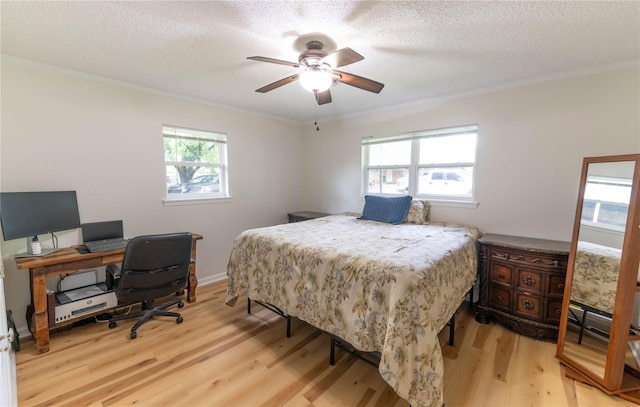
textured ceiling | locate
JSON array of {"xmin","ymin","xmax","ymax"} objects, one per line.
[{"xmin": 1, "ymin": 1, "xmax": 639, "ymax": 123}]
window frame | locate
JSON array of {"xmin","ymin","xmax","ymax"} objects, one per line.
[
  {"xmin": 162, "ymin": 125, "xmax": 230, "ymax": 205},
  {"xmin": 362, "ymin": 124, "xmax": 478, "ymax": 207}
]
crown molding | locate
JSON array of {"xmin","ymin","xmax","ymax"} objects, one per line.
[
  {"xmin": 0, "ymin": 55, "xmax": 302, "ymax": 126},
  {"xmin": 3, "ymin": 54, "xmax": 637, "ymax": 127},
  {"xmin": 326, "ymin": 59, "xmax": 640, "ymax": 124}
]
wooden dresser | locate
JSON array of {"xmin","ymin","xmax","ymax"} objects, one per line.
[{"xmin": 475, "ymin": 233, "xmax": 571, "ymax": 340}]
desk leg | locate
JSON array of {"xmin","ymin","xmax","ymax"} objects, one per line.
[
  {"xmin": 188, "ymin": 239, "xmax": 198, "ymax": 303},
  {"xmin": 30, "ymin": 267, "xmax": 50, "ymax": 353}
]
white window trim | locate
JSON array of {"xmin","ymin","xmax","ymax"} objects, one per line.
[
  {"xmin": 362, "ymin": 124, "xmax": 479, "ymax": 206},
  {"xmin": 162, "ymin": 196, "xmax": 232, "ymax": 206}
]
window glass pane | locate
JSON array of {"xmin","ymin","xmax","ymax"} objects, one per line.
[
  {"xmin": 368, "ymin": 140, "xmax": 411, "ymax": 166},
  {"xmin": 596, "ymin": 202, "xmax": 629, "ymax": 228},
  {"xmin": 367, "ymin": 169, "xmax": 382, "ymax": 193},
  {"xmin": 166, "ymin": 165, "xmax": 179, "ymax": 186},
  {"xmin": 175, "ymin": 139, "xmax": 220, "ymax": 164},
  {"xmin": 581, "ymin": 201, "xmax": 596, "ymax": 223},
  {"xmin": 164, "ymin": 138, "xmax": 177, "ymax": 162},
  {"xmin": 367, "ymin": 168, "xmax": 409, "ymax": 194},
  {"xmin": 393, "ymin": 169, "xmax": 410, "ymax": 194},
  {"xmin": 416, "ymin": 166, "xmax": 473, "ymax": 197},
  {"xmin": 167, "ymin": 167, "xmax": 221, "ymax": 195},
  {"xmin": 582, "ymin": 180, "xmax": 631, "ymax": 228},
  {"xmin": 419, "ymin": 133, "xmax": 476, "ymax": 164}
]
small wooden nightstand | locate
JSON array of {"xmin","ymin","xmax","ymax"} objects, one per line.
[{"xmin": 287, "ymin": 211, "xmax": 330, "ymax": 223}]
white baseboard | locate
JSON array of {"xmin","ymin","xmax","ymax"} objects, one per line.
[{"xmin": 198, "ymin": 273, "xmax": 227, "ymax": 286}]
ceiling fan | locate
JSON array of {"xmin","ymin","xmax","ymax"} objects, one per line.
[{"xmin": 247, "ymin": 40, "xmax": 385, "ymax": 105}]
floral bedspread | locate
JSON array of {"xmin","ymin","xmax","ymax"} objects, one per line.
[
  {"xmin": 226, "ymin": 213, "xmax": 480, "ymax": 407},
  {"xmin": 571, "ymin": 240, "xmax": 622, "ymax": 314}
]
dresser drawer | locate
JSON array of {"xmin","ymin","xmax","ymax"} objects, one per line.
[
  {"xmin": 488, "ymin": 285, "xmax": 511, "ymax": 311},
  {"xmin": 545, "ymin": 298, "xmax": 563, "ymax": 323},
  {"xmin": 516, "ymin": 268, "xmax": 543, "ymax": 294},
  {"xmin": 546, "ymin": 274, "xmax": 566, "ymax": 297},
  {"xmin": 489, "ymin": 247, "xmax": 568, "ymax": 271},
  {"xmin": 514, "ymin": 292, "xmax": 543, "ymax": 320},
  {"xmin": 490, "ymin": 263, "xmax": 513, "ymax": 286}
]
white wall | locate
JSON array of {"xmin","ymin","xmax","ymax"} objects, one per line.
[
  {"xmin": 2, "ymin": 59, "xmax": 639, "ymax": 336},
  {"xmin": 0, "ymin": 59, "xmax": 305, "ymax": 334},
  {"xmin": 301, "ymin": 67, "xmax": 640, "ymax": 242}
]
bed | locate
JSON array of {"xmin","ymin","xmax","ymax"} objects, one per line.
[
  {"xmin": 225, "ymin": 200, "xmax": 480, "ymax": 407},
  {"xmin": 571, "ymin": 240, "xmax": 622, "ymax": 314},
  {"xmin": 568, "ymin": 240, "xmax": 623, "ymax": 342}
]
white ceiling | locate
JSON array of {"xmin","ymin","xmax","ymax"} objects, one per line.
[{"xmin": 1, "ymin": 1, "xmax": 639, "ymax": 124}]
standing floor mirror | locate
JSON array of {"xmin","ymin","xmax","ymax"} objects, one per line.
[{"xmin": 556, "ymin": 154, "xmax": 640, "ymax": 402}]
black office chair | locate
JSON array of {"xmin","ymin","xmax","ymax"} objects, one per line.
[{"xmin": 106, "ymin": 232, "xmax": 193, "ymax": 339}]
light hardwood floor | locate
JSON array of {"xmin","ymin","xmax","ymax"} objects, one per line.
[{"xmin": 15, "ymin": 280, "xmax": 636, "ymax": 407}]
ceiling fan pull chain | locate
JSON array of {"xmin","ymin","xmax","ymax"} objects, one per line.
[{"xmin": 314, "ymin": 97, "xmax": 320, "ymax": 131}]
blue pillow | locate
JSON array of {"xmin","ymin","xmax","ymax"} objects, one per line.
[{"xmin": 358, "ymin": 195, "xmax": 413, "ymax": 224}]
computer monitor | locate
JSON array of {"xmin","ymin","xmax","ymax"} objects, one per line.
[{"xmin": 0, "ymin": 191, "xmax": 81, "ymax": 256}]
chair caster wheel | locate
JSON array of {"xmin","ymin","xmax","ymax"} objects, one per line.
[
  {"xmin": 130, "ymin": 331, "xmax": 137, "ymax": 339},
  {"xmin": 109, "ymin": 321, "xmax": 116, "ymax": 329},
  {"xmin": 177, "ymin": 316, "xmax": 183, "ymax": 324},
  {"xmin": 178, "ymin": 300, "xmax": 184, "ymax": 308}
]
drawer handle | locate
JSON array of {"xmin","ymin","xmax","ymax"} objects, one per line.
[
  {"xmin": 496, "ymin": 295, "xmax": 504, "ymax": 301},
  {"xmin": 498, "ymin": 272, "xmax": 505, "ymax": 279},
  {"xmin": 522, "ymin": 299, "xmax": 535, "ymax": 310},
  {"xmin": 557, "ymin": 283, "xmax": 564, "ymax": 289},
  {"xmin": 523, "ymin": 275, "xmax": 536, "ymax": 286},
  {"xmin": 556, "ymin": 309, "xmax": 562, "ymax": 315}
]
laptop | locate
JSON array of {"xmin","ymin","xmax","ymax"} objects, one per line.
[{"xmin": 81, "ymin": 220, "xmax": 129, "ymax": 253}]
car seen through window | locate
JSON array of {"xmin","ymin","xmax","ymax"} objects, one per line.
[{"xmin": 167, "ymin": 174, "xmax": 220, "ymax": 194}]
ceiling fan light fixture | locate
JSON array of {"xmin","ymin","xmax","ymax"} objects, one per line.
[
  {"xmin": 248, "ymin": 38, "xmax": 383, "ymax": 105},
  {"xmin": 299, "ymin": 67, "xmax": 332, "ymax": 93}
]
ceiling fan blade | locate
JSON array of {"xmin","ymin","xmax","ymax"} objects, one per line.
[
  {"xmin": 247, "ymin": 56, "xmax": 300, "ymax": 68},
  {"xmin": 322, "ymin": 47, "xmax": 364, "ymax": 68},
  {"xmin": 333, "ymin": 70, "xmax": 385, "ymax": 93},
  {"xmin": 315, "ymin": 89, "xmax": 332, "ymax": 105},
  {"xmin": 255, "ymin": 75, "xmax": 300, "ymax": 93}
]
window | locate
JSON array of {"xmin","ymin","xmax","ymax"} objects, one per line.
[
  {"xmin": 581, "ymin": 176, "xmax": 631, "ymax": 230},
  {"xmin": 362, "ymin": 125, "xmax": 478, "ymax": 203},
  {"xmin": 163, "ymin": 125, "xmax": 228, "ymax": 201}
]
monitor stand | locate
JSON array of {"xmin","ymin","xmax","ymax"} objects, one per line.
[{"xmin": 13, "ymin": 238, "xmax": 63, "ymax": 258}]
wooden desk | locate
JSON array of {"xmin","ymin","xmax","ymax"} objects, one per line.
[{"xmin": 16, "ymin": 233, "xmax": 203, "ymax": 353}]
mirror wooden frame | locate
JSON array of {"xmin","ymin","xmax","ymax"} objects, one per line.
[{"xmin": 556, "ymin": 153, "xmax": 640, "ymax": 401}]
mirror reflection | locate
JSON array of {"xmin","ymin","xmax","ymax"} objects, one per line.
[{"xmin": 563, "ymin": 161, "xmax": 634, "ymax": 379}]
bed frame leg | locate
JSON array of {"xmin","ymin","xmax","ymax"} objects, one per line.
[
  {"xmin": 248, "ymin": 298, "xmax": 292, "ymax": 338},
  {"xmin": 449, "ymin": 314, "xmax": 455, "ymax": 346},
  {"xmin": 330, "ymin": 337, "xmax": 336, "ymax": 365},
  {"xmin": 578, "ymin": 309, "xmax": 588, "ymax": 344}
]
